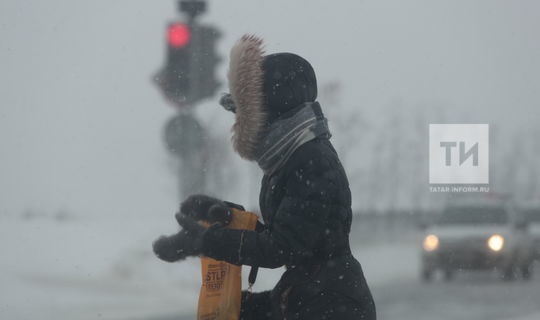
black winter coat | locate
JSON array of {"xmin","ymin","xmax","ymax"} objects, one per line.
[{"xmin": 202, "ymin": 138, "xmax": 376, "ymax": 320}]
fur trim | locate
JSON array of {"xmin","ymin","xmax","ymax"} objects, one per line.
[{"xmin": 228, "ymin": 35, "xmax": 266, "ymax": 160}]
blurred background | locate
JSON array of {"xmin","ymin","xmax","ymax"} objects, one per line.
[{"xmin": 1, "ymin": 0, "xmax": 539, "ymax": 319}]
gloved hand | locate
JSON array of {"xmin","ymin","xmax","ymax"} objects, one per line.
[
  {"xmin": 152, "ymin": 195, "xmax": 242, "ymax": 263},
  {"xmin": 180, "ymin": 194, "xmax": 233, "ymax": 226},
  {"xmin": 152, "ymin": 214, "xmax": 208, "ymax": 262}
]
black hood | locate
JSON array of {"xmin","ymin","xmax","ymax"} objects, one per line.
[{"xmin": 262, "ymin": 53, "xmax": 318, "ymax": 122}]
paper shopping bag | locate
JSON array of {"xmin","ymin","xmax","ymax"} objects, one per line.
[{"xmin": 197, "ymin": 209, "xmax": 258, "ymax": 320}]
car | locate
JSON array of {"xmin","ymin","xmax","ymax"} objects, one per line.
[
  {"xmin": 520, "ymin": 205, "xmax": 540, "ymax": 260},
  {"xmin": 420, "ymin": 201, "xmax": 535, "ymax": 281}
]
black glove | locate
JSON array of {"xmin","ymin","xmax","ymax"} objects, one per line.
[
  {"xmin": 152, "ymin": 195, "xmax": 244, "ymax": 263},
  {"xmin": 152, "ymin": 214, "xmax": 208, "ymax": 262},
  {"xmin": 180, "ymin": 194, "xmax": 234, "ymax": 225}
]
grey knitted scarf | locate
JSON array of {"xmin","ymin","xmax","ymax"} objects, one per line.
[{"xmin": 255, "ymin": 102, "xmax": 331, "ymax": 175}]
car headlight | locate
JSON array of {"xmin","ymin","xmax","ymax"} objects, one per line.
[
  {"xmin": 423, "ymin": 234, "xmax": 439, "ymax": 251},
  {"xmin": 487, "ymin": 234, "xmax": 504, "ymax": 252}
]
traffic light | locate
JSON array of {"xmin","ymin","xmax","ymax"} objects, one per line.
[
  {"xmin": 153, "ymin": 23, "xmax": 192, "ymax": 105},
  {"xmin": 167, "ymin": 23, "xmax": 191, "ymax": 48},
  {"xmin": 189, "ymin": 25, "xmax": 221, "ymax": 104},
  {"xmin": 154, "ymin": 21, "xmax": 221, "ymax": 107}
]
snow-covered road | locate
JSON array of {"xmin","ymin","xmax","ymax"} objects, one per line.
[{"xmin": 1, "ymin": 217, "xmax": 539, "ymax": 320}]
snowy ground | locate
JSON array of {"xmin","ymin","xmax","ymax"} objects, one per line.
[{"xmin": 1, "ymin": 216, "xmax": 539, "ymax": 320}]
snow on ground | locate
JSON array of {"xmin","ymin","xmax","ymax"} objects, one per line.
[
  {"xmin": 0, "ymin": 215, "xmax": 199, "ymax": 319},
  {"xmin": 2, "ymin": 216, "xmax": 539, "ymax": 320},
  {"xmin": 0, "ymin": 215, "xmax": 415, "ymax": 320}
]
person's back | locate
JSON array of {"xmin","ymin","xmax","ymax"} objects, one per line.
[{"xmin": 256, "ymin": 137, "xmax": 375, "ymax": 319}]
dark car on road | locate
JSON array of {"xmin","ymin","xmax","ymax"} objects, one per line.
[{"xmin": 421, "ymin": 202, "xmax": 535, "ymax": 281}]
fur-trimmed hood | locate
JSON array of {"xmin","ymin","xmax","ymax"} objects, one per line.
[
  {"xmin": 228, "ymin": 35, "xmax": 266, "ymax": 160},
  {"xmin": 227, "ymin": 35, "xmax": 319, "ymax": 161}
]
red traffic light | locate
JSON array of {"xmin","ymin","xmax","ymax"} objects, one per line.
[{"xmin": 168, "ymin": 23, "xmax": 191, "ymax": 48}]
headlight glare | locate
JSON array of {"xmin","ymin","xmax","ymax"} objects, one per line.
[
  {"xmin": 487, "ymin": 234, "xmax": 504, "ymax": 252},
  {"xmin": 423, "ymin": 234, "xmax": 439, "ymax": 251}
]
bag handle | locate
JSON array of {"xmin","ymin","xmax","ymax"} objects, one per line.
[{"xmin": 247, "ymin": 266, "xmax": 259, "ymax": 293}]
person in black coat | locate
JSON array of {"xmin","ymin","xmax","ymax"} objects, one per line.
[{"xmin": 153, "ymin": 35, "xmax": 376, "ymax": 320}]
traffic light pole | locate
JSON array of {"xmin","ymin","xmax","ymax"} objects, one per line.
[
  {"xmin": 154, "ymin": 0, "xmax": 222, "ymax": 201},
  {"xmin": 179, "ymin": 0, "xmax": 206, "ymax": 22}
]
